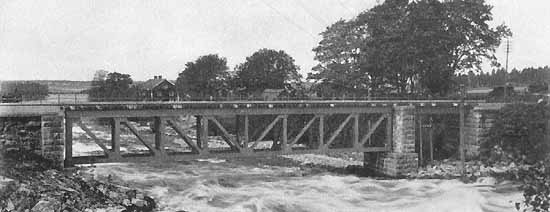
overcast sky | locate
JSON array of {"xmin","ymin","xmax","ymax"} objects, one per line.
[{"xmin": 0, "ymin": 0, "xmax": 548, "ymax": 81}]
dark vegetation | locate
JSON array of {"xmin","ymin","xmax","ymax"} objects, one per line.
[
  {"xmin": 88, "ymin": 72, "xmax": 137, "ymax": 102},
  {"xmin": 0, "ymin": 81, "xmax": 49, "ymax": 101},
  {"xmin": 456, "ymin": 66, "xmax": 550, "ymax": 90},
  {"xmin": 481, "ymin": 103, "xmax": 550, "ymax": 211},
  {"xmin": 176, "ymin": 54, "xmax": 230, "ymax": 98},
  {"xmin": 309, "ymin": 0, "xmax": 509, "ymax": 97}
]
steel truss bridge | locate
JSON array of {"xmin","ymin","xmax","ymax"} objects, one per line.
[{"xmin": 0, "ymin": 100, "xmax": 480, "ymax": 166}]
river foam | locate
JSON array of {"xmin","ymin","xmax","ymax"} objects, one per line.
[{"xmin": 85, "ymin": 159, "xmax": 522, "ymax": 212}]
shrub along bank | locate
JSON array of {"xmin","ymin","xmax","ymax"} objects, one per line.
[{"xmin": 481, "ymin": 103, "xmax": 550, "ymax": 211}]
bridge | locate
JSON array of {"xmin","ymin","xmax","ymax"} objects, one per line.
[{"xmin": 0, "ymin": 100, "xmax": 490, "ymax": 176}]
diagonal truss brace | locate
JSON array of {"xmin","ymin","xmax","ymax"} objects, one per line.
[
  {"xmin": 120, "ymin": 118, "xmax": 159, "ymax": 155},
  {"xmin": 76, "ymin": 120, "xmax": 110, "ymax": 156},
  {"xmin": 250, "ymin": 115, "xmax": 284, "ymax": 149},
  {"xmin": 288, "ymin": 115, "xmax": 318, "ymax": 146},
  {"xmin": 359, "ymin": 114, "xmax": 388, "ymax": 146},
  {"xmin": 206, "ymin": 116, "xmax": 242, "ymax": 152},
  {"xmin": 323, "ymin": 114, "xmax": 354, "ymax": 148},
  {"xmin": 166, "ymin": 118, "xmax": 203, "ymax": 154}
]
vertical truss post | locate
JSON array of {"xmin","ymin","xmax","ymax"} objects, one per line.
[
  {"xmin": 385, "ymin": 111, "xmax": 393, "ymax": 150},
  {"xmin": 367, "ymin": 119, "xmax": 372, "ymax": 145},
  {"xmin": 353, "ymin": 114, "xmax": 359, "ymax": 149},
  {"xmin": 64, "ymin": 117, "xmax": 74, "ymax": 167},
  {"xmin": 111, "ymin": 118, "xmax": 121, "ymax": 157},
  {"xmin": 243, "ymin": 115, "xmax": 250, "ymax": 152},
  {"xmin": 154, "ymin": 117, "xmax": 165, "ymax": 154},
  {"xmin": 282, "ymin": 115, "xmax": 289, "ymax": 152},
  {"xmin": 418, "ymin": 114, "xmax": 423, "ymax": 166},
  {"xmin": 196, "ymin": 115, "xmax": 202, "ymax": 149},
  {"xmin": 318, "ymin": 115, "xmax": 324, "ymax": 149},
  {"xmin": 236, "ymin": 115, "xmax": 241, "ymax": 145},
  {"xmin": 200, "ymin": 116, "xmax": 209, "ymax": 152},
  {"xmin": 459, "ymin": 102, "xmax": 465, "ymax": 174},
  {"xmin": 429, "ymin": 116, "xmax": 434, "ymax": 162}
]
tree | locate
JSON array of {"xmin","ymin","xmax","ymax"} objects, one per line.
[
  {"xmin": 234, "ymin": 49, "xmax": 301, "ymax": 95},
  {"xmin": 310, "ymin": 0, "xmax": 510, "ymax": 96},
  {"xmin": 309, "ymin": 19, "xmax": 368, "ymax": 97},
  {"xmin": 0, "ymin": 81, "xmax": 49, "ymax": 100},
  {"xmin": 92, "ymin": 70, "xmax": 109, "ymax": 83},
  {"xmin": 88, "ymin": 72, "xmax": 136, "ymax": 101},
  {"xmin": 176, "ymin": 54, "xmax": 230, "ymax": 98}
]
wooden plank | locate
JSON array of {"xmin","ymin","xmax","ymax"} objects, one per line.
[
  {"xmin": 111, "ymin": 118, "xmax": 121, "ymax": 157},
  {"xmin": 207, "ymin": 116, "xmax": 242, "ymax": 151},
  {"xmin": 429, "ymin": 116, "xmax": 434, "ymax": 162},
  {"xmin": 243, "ymin": 115, "xmax": 249, "ymax": 152},
  {"xmin": 324, "ymin": 114, "xmax": 354, "ymax": 148},
  {"xmin": 65, "ymin": 107, "xmax": 393, "ymax": 118},
  {"xmin": 289, "ymin": 115, "xmax": 317, "ymax": 146},
  {"xmin": 419, "ymin": 115, "xmax": 423, "ymax": 166},
  {"xmin": 319, "ymin": 115, "xmax": 324, "ymax": 149},
  {"xmin": 235, "ymin": 115, "xmax": 241, "ymax": 146},
  {"xmin": 282, "ymin": 115, "xmax": 288, "ymax": 152},
  {"xmin": 367, "ymin": 119, "xmax": 372, "ymax": 145},
  {"xmin": 76, "ymin": 121, "xmax": 110, "ymax": 155},
  {"xmin": 121, "ymin": 119, "xmax": 158, "ymax": 155},
  {"xmin": 359, "ymin": 114, "xmax": 386, "ymax": 145},
  {"xmin": 386, "ymin": 111, "xmax": 393, "ymax": 149},
  {"xmin": 71, "ymin": 146, "xmax": 389, "ymax": 164},
  {"xmin": 154, "ymin": 117, "xmax": 165, "ymax": 153},
  {"xmin": 166, "ymin": 119, "xmax": 202, "ymax": 154},
  {"xmin": 64, "ymin": 118, "xmax": 74, "ymax": 167},
  {"xmin": 459, "ymin": 101, "xmax": 465, "ymax": 173},
  {"xmin": 196, "ymin": 116, "xmax": 202, "ymax": 149},
  {"xmin": 353, "ymin": 114, "xmax": 359, "ymax": 148},
  {"xmin": 250, "ymin": 115, "xmax": 283, "ymax": 149},
  {"xmin": 200, "ymin": 116, "xmax": 209, "ymax": 152}
]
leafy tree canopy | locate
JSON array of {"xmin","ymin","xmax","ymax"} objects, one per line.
[
  {"xmin": 234, "ymin": 49, "xmax": 301, "ymax": 94},
  {"xmin": 310, "ymin": 0, "xmax": 511, "ymax": 97},
  {"xmin": 88, "ymin": 72, "xmax": 136, "ymax": 101},
  {"xmin": 176, "ymin": 54, "xmax": 230, "ymax": 98}
]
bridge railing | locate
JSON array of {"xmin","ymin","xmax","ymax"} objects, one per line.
[{"xmin": 6, "ymin": 93, "xmax": 489, "ymax": 105}]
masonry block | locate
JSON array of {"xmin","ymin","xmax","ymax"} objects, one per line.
[
  {"xmin": 463, "ymin": 108, "xmax": 498, "ymax": 159},
  {"xmin": 41, "ymin": 115, "xmax": 65, "ymax": 168},
  {"xmin": 366, "ymin": 106, "xmax": 418, "ymax": 177}
]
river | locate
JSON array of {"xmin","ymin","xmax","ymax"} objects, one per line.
[{"xmin": 85, "ymin": 158, "xmax": 522, "ymax": 212}]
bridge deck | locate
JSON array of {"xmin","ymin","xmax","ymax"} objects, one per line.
[{"xmin": 0, "ymin": 99, "xmax": 484, "ymax": 117}]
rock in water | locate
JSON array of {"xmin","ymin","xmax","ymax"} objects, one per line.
[{"xmin": 31, "ymin": 200, "xmax": 57, "ymax": 212}]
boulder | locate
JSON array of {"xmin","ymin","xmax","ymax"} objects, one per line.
[{"xmin": 31, "ymin": 200, "xmax": 58, "ymax": 212}]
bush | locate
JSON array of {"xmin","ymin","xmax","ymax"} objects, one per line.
[
  {"xmin": 480, "ymin": 103, "xmax": 549, "ymax": 211},
  {"xmin": 517, "ymin": 159, "xmax": 550, "ymax": 212},
  {"xmin": 481, "ymin": 103, "xmax": 549, "ymax": 164}
]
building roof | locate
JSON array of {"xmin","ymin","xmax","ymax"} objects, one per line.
[
  {"xmin": 137, "ymin": 78, "xmax": 174, "ymax": 90},
  {"xmin": 263, "ymin": 89, "xmax": 284, "ymax": 93},
  {"xmin": 467, "ymin": 87, "xmax": 493, "ymax": 94}
]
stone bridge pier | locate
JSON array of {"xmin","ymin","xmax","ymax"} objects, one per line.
[
  {"xmin": 365, "ymin": 106, "xmax": 418, "ymax": 177},
  {"xmin": 41, "ymin": 114, "xmax": 66, "ymax": 168}
]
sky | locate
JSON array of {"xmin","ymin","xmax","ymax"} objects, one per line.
[{"xmin": 0, "ymin": 0, "xmax": 548, "ymax": 81}]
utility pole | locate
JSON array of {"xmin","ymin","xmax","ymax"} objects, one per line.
[
  {"xmin": 459, "ymin": 84, "xmax": 466, "ymax": 175},
  {"xmin": 504, "ymin": 39, "xmax": 510, "ymax": 102}
]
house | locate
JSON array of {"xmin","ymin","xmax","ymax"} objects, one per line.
[
  {"xmin": 137, "ymin": 76, "xmax": 177, "ymax": 101},
  {"xmin": 261, "ymin": 89, "xmax": 284, "ymax": 101}
]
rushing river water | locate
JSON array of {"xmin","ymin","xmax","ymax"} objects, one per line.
[{"xmin": 86, "ymin": 159, "xmax": 522, "ymax": 212}]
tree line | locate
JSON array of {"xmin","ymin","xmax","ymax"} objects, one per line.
[
  {"xmin": 90, "ymin": 0, "xmax": 512, "ymax": 101},
  {"xmin": 0, "ymin": 81, "xmax": 49, "ymax": 100},
  {"xmin": 455, "ymin": 66, "xmax": 550, "ymax": 93},
  {"xmin": 89, "ymin": 48, "xmax": 302, "ymax": 101}
]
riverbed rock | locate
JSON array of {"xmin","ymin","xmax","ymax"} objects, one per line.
[{"xmin": 31, "ymin": 199, "xmax": 58, "ymax": 212}]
